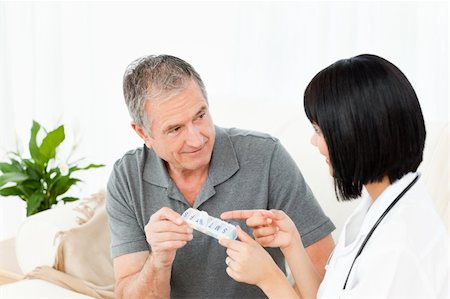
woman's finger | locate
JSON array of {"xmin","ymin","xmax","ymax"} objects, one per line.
[{"xmin": 253, "ymin": 225, "xmax": 278, "ymax": 238}]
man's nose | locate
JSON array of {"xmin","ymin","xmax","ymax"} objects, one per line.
[{"xmin": 185, "ymin": 124, "xmax": 204, "ymax": 147}]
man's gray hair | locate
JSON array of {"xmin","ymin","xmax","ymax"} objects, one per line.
[{"xmin": 123, "ymin": 54, "xmax": 208, "ymax": 133}]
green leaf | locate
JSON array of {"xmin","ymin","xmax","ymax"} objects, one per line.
[
  {"xmin": 0, "ymin": 172, "xmax": 29, "ymax": 188},
  {"xmin": 26, "ymin": 192, "xmax": 44, "ymax": 216},
  {"xmin": 69, "ymin": 163, "xmax": 105, "ymax": 173},
  {"xmin": 48, "ymin": 167, "xmax": 60, "ymax": 175},
  {"xmin": 20, "ymin": 179, "xmax": 42, "ymax": 193},
  {"xmin": 29, "ymin": 121, "xmax": 41, "ymax": 162},
  {"xmin": 39, "ymin": 125, "xmax": 65, "ymax": 164},
  {"xmin": 60, "ymin": 196, "xmax": 79, "ymax": 203},
  {"xmin": 10, "ymin": 159, "xmax": 24, "ymax": 172},
  {"xmin": 0, "ymin": 162, "xmax": 16, "ymax": 174},
  {"xmin": 0, "ymin": 186, "xmax": 24, "ymax": 196},
  {"xmin": 25, "ymin": 166, "xmax": 42, "ymax": 181},
  {"xmin": 16, "ymin": 179, "xmax": 43, "ymax": 199},
  {"xmin": 23, "ymin": 158, "xmax": 44, "ymax": 174},
  {"xmin": 51, "ymin": 176, "xmax": 81, "ymax": 197},
  {"xmin": 83, "ymin": 163, "xmax": 105, "ymax": 169}
]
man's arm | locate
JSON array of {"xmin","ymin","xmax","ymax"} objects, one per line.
[
  {"xmin": 305, "ymin": 234, "xmax": 334, "ymax": 278},
  {"xmin": 113, "ymin": 207, "xmax": 193, "ymax": 299},
  {"xmin": 114, "ymin": 251, "xmax": 171, "ymax": 299}
]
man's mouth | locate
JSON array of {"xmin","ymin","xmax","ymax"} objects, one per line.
[{"xmin": 184, "ymin": 144, "xmax": 206, "ymax": 154}]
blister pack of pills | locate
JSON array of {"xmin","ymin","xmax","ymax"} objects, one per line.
[{"xmin": 181, "ymin": 208, "xmax": 237, "ymax": 240}]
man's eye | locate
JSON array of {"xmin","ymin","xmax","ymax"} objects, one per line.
[
  {"xmin": 168, "ymin": 127, "xmax": 180, "ymax": 135},
  {"xmin": 198, "ymin": 112, "xmax": 206, "ymax": 119}
]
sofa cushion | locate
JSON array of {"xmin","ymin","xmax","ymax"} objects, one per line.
[
  {"xmin": 52, "ymin": 195, "xmax": 114, "ymax": 287},
  {"xmin": 16, "ymin": 191, "xmax": 114, "ymax": 298}
]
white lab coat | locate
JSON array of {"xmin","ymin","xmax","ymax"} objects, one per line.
[{"xmin": 318, "ymin": 172, "xmax": 449, "ymax": 298}]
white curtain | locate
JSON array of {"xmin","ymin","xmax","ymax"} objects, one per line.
[{"xmin": 0, "ymin": 1, "xmax": 448, "ymax": 240}]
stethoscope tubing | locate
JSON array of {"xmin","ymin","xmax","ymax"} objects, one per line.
[{"xmin": 342, "ymin": 174, "xmax": 420, "ymax": 290}]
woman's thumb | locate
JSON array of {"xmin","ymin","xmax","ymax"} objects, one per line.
[{"xmin": 236, "ymin": 226, "xmax": 255, "ymax": 243}]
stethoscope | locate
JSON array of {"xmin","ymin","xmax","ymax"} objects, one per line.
[{"xmin": 341, "ymin": 174, "xmax": 420, "ymax": 290}]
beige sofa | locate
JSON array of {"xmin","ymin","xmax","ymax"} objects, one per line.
[{"xmin": 0, "ymin": 115, "xmax": 448, "ymax": 298}]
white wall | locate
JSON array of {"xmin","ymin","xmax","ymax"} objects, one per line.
[{"xmin": 0, "ymin": 1, "xmax": 448, "ymax": 240}]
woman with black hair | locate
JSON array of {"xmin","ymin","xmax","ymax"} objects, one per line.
[{"xmin": 219, "ymin": 54, "xmax": 449, "ymax": 298}]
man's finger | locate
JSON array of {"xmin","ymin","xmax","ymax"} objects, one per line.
[
  {"xmin": 151, "ymin": 231, "xmax": 193, "ymax": 243},
  {"xmin": 151, "ymin": 221, "xmax": 192, "ymax": 234},
  {"xmin": 152, "ymin": 207, "xmax": 185, "ymax": 225}
]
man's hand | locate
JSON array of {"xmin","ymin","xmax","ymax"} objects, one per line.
[
  {"xmin": 221, "ymin": 209, "xmax": 301, "ymax": 249},
  {"xmin": 145, "ymin": 207, "xmax": 193, "ymax": 268}
]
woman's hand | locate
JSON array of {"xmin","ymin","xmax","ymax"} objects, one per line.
[
  {"xmin": 221, "ymin": 209, "xmax": 301, "ymax": 249},
  {"xmin": 218, "ymin": 226, "xmax": 283, "ymax": 288}
]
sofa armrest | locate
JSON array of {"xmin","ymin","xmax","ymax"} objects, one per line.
[
  {"xmin": 0, "ymin": 238, "xmax": 21, "ymax": 275},
  {"xmin": 0, "ymin": 269, "xmax": 23, "ymax": 285},
  {"xmin": 0, "ymin": 279, "xmax": 95, "ymax": 298}
]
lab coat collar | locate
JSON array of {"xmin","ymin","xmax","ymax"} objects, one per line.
[{"xmin": 358, "ymin": 172, "xmax": 419, "ymax": 236}]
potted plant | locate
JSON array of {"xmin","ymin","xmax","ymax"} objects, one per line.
[{"xmin": 0, "ymin": 121, "xmax": 105, "ymax": 216}]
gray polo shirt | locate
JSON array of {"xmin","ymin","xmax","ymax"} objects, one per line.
[{"xmin": 106, "ymin": 126, "xmax": 334, "ymax": 299}]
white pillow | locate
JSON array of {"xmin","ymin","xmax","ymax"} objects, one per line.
[{"xmin": 15, "ymin": 192, "xmax": 106, "ymax": 274}]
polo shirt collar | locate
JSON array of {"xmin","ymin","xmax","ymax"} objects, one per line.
[
  {"xmin": 208, "ymin": 126, "xmax": 240, "ymax": 186},
  {"xmin": 143, "ymin": 126, "xmax": 239, "ymax": 189},
  {"xmin": 143, "ymin": 147, "xmax": 170, "ymax": 188}
]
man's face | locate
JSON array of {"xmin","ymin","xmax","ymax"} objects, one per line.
[{"xmin": 135, "ymin": 81, "xmax": 215, "ymax": 175}]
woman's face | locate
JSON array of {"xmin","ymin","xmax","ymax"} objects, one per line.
[{"xmin": 310, "ymin": 124, "xmax": 333, "ymax": 176}]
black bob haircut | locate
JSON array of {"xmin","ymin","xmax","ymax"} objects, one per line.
[{"xmin": 304, "ymin": 54, "xmax": 426, "ymax": 201}]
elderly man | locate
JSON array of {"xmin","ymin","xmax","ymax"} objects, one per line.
[{"xmin": 106, "ymin": 54, "xmax": 335, "ymax": 298}]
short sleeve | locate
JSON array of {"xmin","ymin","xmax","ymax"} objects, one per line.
[
  {"xmin": 106, "ymin": 163, "xmax": 149, "ymax": 258},
  {"xmin": 268, "ymin": 141, "xmax": 335, "ymax": 247}
]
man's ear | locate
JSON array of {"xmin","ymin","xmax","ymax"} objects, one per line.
[{"xmin": 131, "ymin": 122, "xmax": 152, "ymax": 148}]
